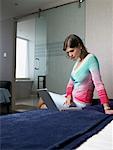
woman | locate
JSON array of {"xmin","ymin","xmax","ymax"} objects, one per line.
[
  {"xmin": 63, "ymin": 34, "xmax": 113, "ymax": 114},
  {"xmin": 38, "ymin": 34, "xmax": 113, "ymax": 114}
]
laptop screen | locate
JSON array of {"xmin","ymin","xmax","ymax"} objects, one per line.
[{"xmin": 37, "ymin": 89, "xmax": 59, "ymax": 111}]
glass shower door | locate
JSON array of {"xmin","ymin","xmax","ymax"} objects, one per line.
[{"xmin": 34, "ymin": 16, "xmax": 47, "ymax": 90}]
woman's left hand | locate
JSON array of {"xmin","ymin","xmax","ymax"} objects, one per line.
[{"xmin": 105, "ymin": 109, "xmax": 113, "ymax": 115}]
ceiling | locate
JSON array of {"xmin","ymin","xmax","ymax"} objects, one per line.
[{"xmin": 1, "ymin": 0, "xmax": 76, "ymax": 19}]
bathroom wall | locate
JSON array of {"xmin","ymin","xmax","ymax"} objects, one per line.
[{"xmin": 85, "ymin": 0, "xmax": 113, "ymax": 98}]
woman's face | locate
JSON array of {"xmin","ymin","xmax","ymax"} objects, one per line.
[{"xmin": 66, "ymin": 47, "xmax": 81, "ymax": 60}]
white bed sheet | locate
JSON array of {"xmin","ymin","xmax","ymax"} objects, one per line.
[{"xmin": 77, "ymin": 120, "xmax": 113, "ymax": 150}]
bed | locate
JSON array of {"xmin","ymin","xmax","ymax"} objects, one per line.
[
  {"xmin": 0, "ymin": 81, "xmax": 12, "ymax": 114},
  {"xmin": 0, "ymin": 100, "xmax": 113, "ymax": 150},
  {"xmin": 77, "ymin": 120, "xmax": 113, "ymax": 150}
]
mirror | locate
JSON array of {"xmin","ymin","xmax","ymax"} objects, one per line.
[{"xmin": 15, "ymin": 2, "xmax": 85, "ymax": 107}]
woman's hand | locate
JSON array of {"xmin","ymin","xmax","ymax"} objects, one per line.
[
  {"xmin": 103, "ymin": 103, "xmax": 113, "ymax": 114},
  {"xmin": 104, "ymin": 109, "xmax": 113, "ymax": 115},
  {"xmin": 64, "ymin": 95, "xmax": 72, "ymax": 106}
]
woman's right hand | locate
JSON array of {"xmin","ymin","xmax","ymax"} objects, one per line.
[{"xmin": 64, "ymin": 95, "xmax": 72, "ymax": 106}]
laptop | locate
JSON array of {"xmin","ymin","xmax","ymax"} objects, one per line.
[{"xmin": 37, "ymin": 89, "xmax": 80, "ymax": 111}]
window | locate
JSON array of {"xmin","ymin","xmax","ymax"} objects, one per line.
[{"xmin": 16, "ymin": 37, "xmax": 29, "ymax": 79}]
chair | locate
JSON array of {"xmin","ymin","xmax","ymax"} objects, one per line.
[
  {"xmin": 37, "ymin": 76, "xmax": 46, "ymax": 89},
  {"xmin": 37, "ymin": 76, "xmax": 46, "ymax": 98},
  {"xmin": 0, "ymin": 81, "xmax": 12, "ymax": 114}
]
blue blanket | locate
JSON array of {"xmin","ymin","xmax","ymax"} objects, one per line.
[{"xmin": 0, "ymin": 101, "xmax": 113, "ymax": 150}]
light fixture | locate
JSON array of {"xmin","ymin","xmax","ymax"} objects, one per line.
[
  {"xmin": 79, "ymin": 0, "xmax": 85, "ymax": 3},
  {"xmin": 78, "ymin": 0, "xmax": 85, "ymax": 8}
]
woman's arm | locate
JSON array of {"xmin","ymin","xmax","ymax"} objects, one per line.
[
  {"xmin": 88, "ymin": 55, "xmax": 113, "ymax": 114},
  {"xmin": 66, "ymin": 77, "xmax": 74, "ymax": 97},
  {"xmin": 65, "ymin": 78, "xmax": 74, "ymax": 105}
]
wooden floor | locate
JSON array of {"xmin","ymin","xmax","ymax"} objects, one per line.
[
  {"xmin": 15, "ymin": 95, "xmax": 38, "ymax": 112},
  {"xmin": 15, "ymin": 104, "xmax": 37, "ymax": 112},
  {"xmin": 0, "ymin": 95, "xmax": 39, "ymax": 114}
]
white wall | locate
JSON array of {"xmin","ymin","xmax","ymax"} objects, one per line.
[
  {"xmin": 85, "ymin": 0, "xmax": 113, "ymax": 98},
  {"xmin": 0, "ymin": 0, "xmax": 1, "ymax": 57},
  {"xmin": 0, "ymin": 0, "xmax": 2, "ymax": 21},
  {"xmin": 0, "ymin": 18, "xmax": 16, "ymax": 110},
  {"xmin": 0, "ymin": 19, "xmax": 15, "ymax": 81}
]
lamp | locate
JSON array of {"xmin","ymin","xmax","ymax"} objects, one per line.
[{"xmin": 78, "ymin": 0, "xmax": 85, "ymax": 7}]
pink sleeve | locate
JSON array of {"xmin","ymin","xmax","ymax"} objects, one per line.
[
  {"xmin": 89, "ymin": 56, "xmax": 109, "ymax": 104},
  {"xmin": 66, "ymin": 78, "xmax": 74, "ymax": 97}
]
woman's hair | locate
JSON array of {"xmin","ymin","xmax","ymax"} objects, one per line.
[{"xmin": 63, "ymin": 34, "xmax": 88, "ymax": 59}]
